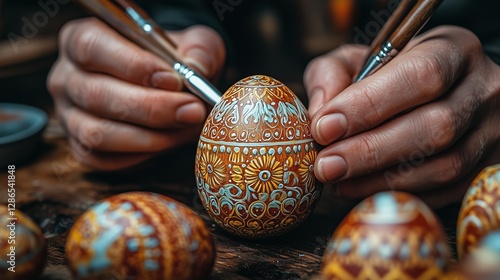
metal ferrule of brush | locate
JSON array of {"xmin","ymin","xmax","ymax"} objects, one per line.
[
  {"xmin": 174, "ymin": 63, "xmax": 222, "ymax": 106},
  {"xmin": 355, "ymin": 41, "xmax": 399, "ymax": 82}
]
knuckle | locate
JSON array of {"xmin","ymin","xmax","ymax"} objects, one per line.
[
  {"xmin": 142, "ymin": 94, "xmax": 170, "ymax": 127},
  {"xmin": 356, "ymin": 135, "xmax": 382, "ymax": 170},
  {"xmin": 67, "ymin": 21, "xmax": 103, "ymax": 67},
  {"xmin": 47, "ymin": 63, "xmax": 65, "ymax": 98},
  {"xmin": 436, "ymin": 153, "xmax": 464, "ymax": 184},
  {"xmin": 425, "ymin": 106, "xmax": 457, "ymax": 149},
  {"xmin": 195, "ymin": 25, "xmax": 225, "ymax": 50},
  {"xmin": 399, "ymin": 55, "xmax": 447, "ymax": 100},
  {"xmin": 440, "ymin": 26, "xmax": 482, "ymax": 54},
  {"xmin": 122, "ymin": 51, "xmax": 144, "ymax": 79},
  {"xmin": 355, "ymin": 82, "xmax": 384, "ymax": 126},
  {"xmin": 69, "ymin": 73, "xmax": 102, "ymax": 110},
  {"xmin": 77, "ymin": 121, "xmax": 104, "ymax": 149},
  {"xmin": 59, "ymin": 20, "xmax": 78, "ymax": 47},
  {"xmin": 305, "ymin": 56, "xmax": 327, "ymax": 79}
]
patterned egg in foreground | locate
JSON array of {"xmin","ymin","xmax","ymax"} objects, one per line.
[
  {"xmin": 65, "ymin": 192, "xmax": 215, "ymax": 280},
  {"xmin": 457, "ymin": 164, "xmax": 500, "ymax": 259},
  {"xmin": 321, "ymin": 191, "xmax": 451, "ymax": 280},
  {"xmin": 195, "ymin": 75, "xmax": 321, "ymax": 238},
  {"xmin": 0, "ymin": 205, "xmax": 47, "ymax": 280}
]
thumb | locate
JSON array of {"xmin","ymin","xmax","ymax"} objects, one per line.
[{"xmin": 169, "ymin": 25, "xmax": 226, "ymax": 80}]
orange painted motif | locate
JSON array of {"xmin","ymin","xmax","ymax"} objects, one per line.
[
  {"xmin": 195, "ymin": 75, "xmax": 321, "ymax": 238},
  {"xmin": 66, "ymin": 192, "xmax": 215, "ymax": 280},
  {"xmin": 457, "ymin": 164, "xmax": 500, "ymax": 259},
  {"xmin": 321, "ymin": 191, "xmax": 450, "ymax": 280}
]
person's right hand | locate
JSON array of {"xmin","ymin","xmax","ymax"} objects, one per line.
[{"xmin": 47, "ymin": 18, "xmax": 225, "ymax": 170}]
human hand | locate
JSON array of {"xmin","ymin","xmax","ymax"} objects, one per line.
[
  {"xmin": 47, "ymin": 18, "xmax": 225, "ymax": 170},
  {"xmin": 304, "ymin": 26, "xmax": 500, "ymax": 208}
]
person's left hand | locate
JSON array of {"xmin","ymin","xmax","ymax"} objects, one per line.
[{"xmin": 304, "ymin": 26, "xmax": 500, "ymax": 208}]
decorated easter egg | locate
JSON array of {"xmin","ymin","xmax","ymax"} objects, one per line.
[
  {"xmin": 65, "ymin": 192, "xmax": 215, "ymax": 280},
  {"xmin": 321, "ymin": 191, "xmax": 451, "ymax": 280},
  {"xmin": 194, "ymin": 75, "xmax": 321, "ymax": 238},
  {"xmin": 457, "ymin": 164, "xmax": 500, "ymax": 259},
  {"xmin": 0, "ymin": 205, "xmax": 47, "ymax": 280}
]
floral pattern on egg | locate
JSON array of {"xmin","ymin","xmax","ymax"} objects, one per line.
[
  {"xmin": 65, "ymin": 192, "xmax": 215, "ymax": 280},
  {"xmin": 457, "ymin": 164, "xmax": 500, "ymax": 259},
  {"xmin": 195, "ymin": 75, "xmax": 321, "ymax": 238},
  {"xmin": 321, "ymin": 191, "xmax": 451, "ymax": 280}
]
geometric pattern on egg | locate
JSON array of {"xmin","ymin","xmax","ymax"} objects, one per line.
[
  {"xmin": 321, "ymin": 191, "xmax": 451, "ymax": 280},
  {"xmin": 195, "ymin": 75, "xmax": 321, "ymax": 238},
  {"xmin": 65, "ymin": 192, "xmax": 215, "ymax": 280},
  {"xmin": 457, "ymin": 164, "xmax": 500, "ymax": 259}
]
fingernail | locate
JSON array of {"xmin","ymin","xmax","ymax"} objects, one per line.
[
  {"xmin": 176, "ymin": 102, "xmax": 206, "ymax": 125},
  {"xmin": 318, "ymin": 155, "xmax": 347, "ymax": 182},
  {"xmin": 150, "ymin": 72, "xmax": 182, "ymax": 91},
  {"xmin": 308, "ymin": 88, "xmax": 324, "ymax": 116},
  {"xmin": 184, "ymin": 48, "xmax": 213, "ymax": 77},
  {"xmin": 316, "ymin": 113, "xmax": 347, "ymax": 144}
]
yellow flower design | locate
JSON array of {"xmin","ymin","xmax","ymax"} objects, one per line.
[
  {"xmin": 230, "ymin": 165, "xmax": 246, "ymax": 191},
  {"xmin": 199, "ymin": 149, "xmax": 226, "ymax": 191},
  {"xmin": 299, "ymin": 150, "xmax": 317, "ymax": 189},
  {"xmin": 245, "ymin": 155, "xmax": 284, "ymax": 193}
]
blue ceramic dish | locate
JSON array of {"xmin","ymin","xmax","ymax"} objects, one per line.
[{"xmin": 0, "ymin": 103, "xmax": 48, "ymax": 167}]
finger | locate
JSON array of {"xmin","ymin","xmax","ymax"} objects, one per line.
[
  {"xmin": 312, "ymin": 27, "xmax": 479, "ymax": 146},
  {"xmin": 60, "ymin": 18, "xmax": 182, "ymax": 90},
  {"xmin": 61, "ymin": 105, "xmax": 202, "ymax": 152},
  {"xmin": 64, "ymin": 69, "xmax": 207, "ymax": 128},
  {"xmin": 68, "ymin": 137, "xmax": 154, "ymax": 171},
  {"xmin": 314, "ymin": 77, "xmax": 481, "ymax": 183},
  {"xmin": 333, "ymin": 126, "xmax": 488, "ymax": 205},
  {"xmin": 304, "ymin": 44, "xmax": 368, "ymax": 116},
  {"xmin": 169, "ymin": 25, "xmax": 226, "ymax": 79}
]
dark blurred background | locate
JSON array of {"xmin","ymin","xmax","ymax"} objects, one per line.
[
  {"xmin": 0, "ymin": 0, "xmax": 389, "ymax": 109},
  {"xmin": 1, "ymin": 0, "xmax": 499, "ymax": 110}
]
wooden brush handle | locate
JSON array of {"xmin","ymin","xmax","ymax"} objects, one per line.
[
  {"xmin": 388, "ymin": 0, "xmax": 444, "ymax": 51},
  {"xmin": 369, "ymin": 0, "xmax": 418, "ymax": 55}
]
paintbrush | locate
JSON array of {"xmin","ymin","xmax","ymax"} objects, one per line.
[
  {"xmin": 75, "ymin": 0, "xmax": 223, "ymax": 106},
  {"xmin": 355, "ymin": 0, "xmax": 444, "ymax": 82}
]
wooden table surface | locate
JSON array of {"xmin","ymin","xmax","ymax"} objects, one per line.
[{"xmin": 0, "ymin": 117, "xmax": 462, "ymax": 280}]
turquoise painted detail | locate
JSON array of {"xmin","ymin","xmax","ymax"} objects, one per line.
[
  {"xmin": 338, "ymin": 238, "xmax": 351, "ymax": 255},
  {"xmin": 419, "ymin": 243, "xmax": 430, "ymax": 258},
  {"xmin": 481, "ymin": 231, "xmax": 500, "ymax": 254},
  {"xmin": 121, "ymin": 202, "xmax": 132, "ymax": 210},
  {"xmin": 379, "ymin": 243, "xmax": 393, "ymax": 259},
  {"xmin": 144, "ymin": 259, "xmax": 159, "ymax": 270},
  {"xmin": 77, "ymin": 202, "xmax": 126, "ymax": 277},
  {"xmin": 357, "ymin": 239, "xmax": 371, "ymax": 257},
  {"xmin": 374, "ymin": 192, "xmax": 398, "ymax": 214},
  {"xmin": 127, "ymin": 239, "xmax": 139, "ymax": 252},
  {"xmin": 399, "ymin": 243, "xmax": 410, "ymax": 259},
  {"xmin": 139, "ymin": 225, "xmax": 155, "ymax": 236},
  {"xmin": 190, "ymin": 240, "xmax": 199, "ymax": 251},
  {"xmin": 145, "ymin": 237, "xmax": 159, "ymax": 248}
]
